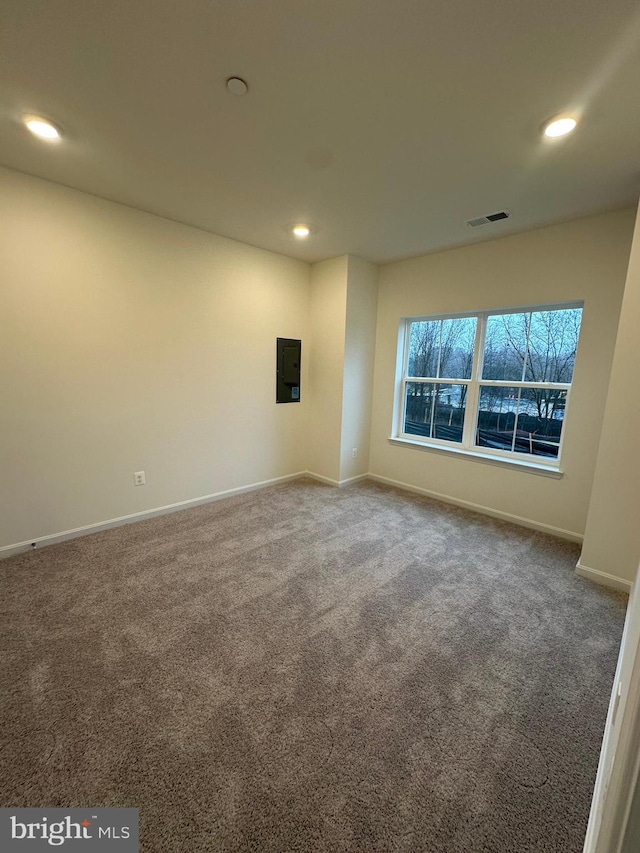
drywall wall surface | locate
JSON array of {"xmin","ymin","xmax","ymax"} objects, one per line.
[
  {"xmin": 580, "ymin": 203, "xmax": 640, "ymax": 582},
  {"xmin": 585, "ymin": 563, "xmax": 640, "ymax": 853},
  {"xmin": 0, "ymin": 166, "xmax": 310, "ymax": 548},
  {"xmin": 369, "ymin": 209, "xmax": 636, "ymax": 538},
  {"xmin": 307, "ymin": 256, "xmax": 349, "ymax": 482},
  {"xmin": 340, "ymin": 256, "xmax": 379, "ymax": 481},
  {"xmin": 620, "ymin": 767, "xmax": 640, "ymax": 853}
]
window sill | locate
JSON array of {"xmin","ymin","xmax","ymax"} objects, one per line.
[{"xmin": 388, "ymin": 437, "xmax": 564, "ymax": 478}]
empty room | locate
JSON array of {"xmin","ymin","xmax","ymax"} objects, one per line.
[{"xmin": 1, "ymin": 2, "xmax": 640, "ymax": 852}]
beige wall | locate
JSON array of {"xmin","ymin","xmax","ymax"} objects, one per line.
[
  {"xmin": 580, "ymin": 203, "xmax": 640, "ymax": 583},
  {"xmin": 339, "ymin": 256, "xmax": 379, "ymax": 481},
  {"xmin": 0, "ymin": 167, "xmax": 310, "ymax": 548},
  {"xmin": 307, "ymin": 256, "xmax": 348, "ymax": 483},
  {"xmin": 307, "ymin": 255, "xmax": 378, "ymax": 484},
  {"xmin": 369, "ymin": 209, "xmax": 636, "ymax": 539},
  {"xmin": 2, "ymin": 164, "xmax": 637, "ymax": 564}
]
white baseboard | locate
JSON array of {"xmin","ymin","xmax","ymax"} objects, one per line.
[
  {"xmin": 0, "ymin": 471, "xmax": 307, "ymax": 559},
  {"xmin": 367, "ymin": 473, "xmax": 584, "ymax": 543},
  {"xmin": 338, "ymin": 474, "xmax": 369, "ymax": 487},
  {"xmin": 305, "ymin": 471, "xmax": 369, "ymax": 488},
  {"xmin": 305, "ymin": 471, "xmax": 340, "ymax": 487},
  {"xmin": 575, "ymin": 560, "xmax": 633, "ymax": 594},
  {"xmin": 4, "ymin": 471, "xmax": 614, "ymax": 576}
]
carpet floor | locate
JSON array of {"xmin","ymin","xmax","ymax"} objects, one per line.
[{"xmin": 0, "ymin": 478, "xmax": 627, "ymax": 851}]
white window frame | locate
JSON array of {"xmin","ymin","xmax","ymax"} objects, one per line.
[{"xmin": 391, "ymin": 302, "xmax": 583, "ymax": 475}]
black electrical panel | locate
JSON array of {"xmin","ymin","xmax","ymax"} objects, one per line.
[{"xmin": 276, "ymin": 338, "xmax": 301, "ymax": 403}]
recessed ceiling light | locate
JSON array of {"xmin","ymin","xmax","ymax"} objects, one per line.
[
  {"xmin": 292, "ymin": 224, "xmax": 310, "ymax": 238},
  {"xmin": 24, "ymin": 116, "xmax": 61, "ymax": 141},
  {"xmin": 226, "ymin": 77, "xmax": 248, "ymax": 96},
  {"xmin": 543, "ymin": 116, "xmax": 577, "ymax": 139}
]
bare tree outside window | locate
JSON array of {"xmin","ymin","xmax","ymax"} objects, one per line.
[
  {"xmin": 400, "ymin": 305, "xmax": 583, "ymax": 463},
  {"xmin": 480, "ymin": 308, "xmax": 581, "ymax": 450},
  {"xmin": 405, "ymin": 318, "xmax": 476, "ymax": 443}
]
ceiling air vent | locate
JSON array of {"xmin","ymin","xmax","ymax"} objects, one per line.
[{"xmin": 467, "ymin": 210, "xmax": 510, "ymax": 227}]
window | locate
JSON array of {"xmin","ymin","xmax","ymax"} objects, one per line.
[{"xmin": 395, "ymin": 303, "xmax": 583, "ymax": 470}]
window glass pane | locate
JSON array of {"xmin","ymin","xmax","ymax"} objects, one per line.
[
  {"xmin": 408, "ymin": 317, "xmax": 476, "ymax": 379},
  {"xmin": 476, "ymin": 386, "xmax": 567, "ymax": 458},
  {"xmin": 525, "ymin": 308, "xmax": 582, "ymax": 383},
  {"xmin": 438, "ymin": 317, "xmax": 477, "ymax": 379},
  {"xmin": 408, "ymin": 321, "xmax": 440, "ymax": 377},
  {"xmin": 432, "ymin": 383, "xmax": 466, "ymax": 442},
  {"xmin": 482, "ymin": 312, "xmax": 529, "ymax": 381},
  {"xmin": 400, "ymin": 304, "xmax": 580, "ymax": 465},
  {"xmin": 514, "ymin": 388, "xmax": 566, "ymax": 458},
  {"xmin": 404, "ymin": 381, "xmax": 436, "ymax": 437},
  {"xmin": 476, "ymin": 386, "xmax": 519, "ymax": 451},
  {"xmin": 404, "ymin": 382, "xmax": 466, "ymax": 443}
]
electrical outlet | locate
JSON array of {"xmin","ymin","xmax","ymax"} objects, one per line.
[
  {"xmin": 134, "ymin": 471, "xmax": 146, "ymax": 486},
  {"xmin": 351, "ymin": 448, "xmax": 358, "ymax": 458}
]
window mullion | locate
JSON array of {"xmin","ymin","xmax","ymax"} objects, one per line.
[
  {"xmin": 555, "ymin": 386, "xmax": 570, "ymax": 460},
  {"xmin": 428, "ymin": 384, "xmax": 436, "ymax": 439},
  {"xmin": 462, "ymin": 314, "xmax": 485, "ymax": 449},
  {"xmin": 478, "ymin": 380, "xmax": 570, "ymax": 390},
  {"xmin": 399, "ymin": 377, "xmax": 407, "ymax": 436},
  {"xmin": 512, "ymin": 387, "xmax": 522, "ymax": 453},
  {"xmin": 398, "ymin": 320, "xmax": 412, "ymax": 436},
  {"xmin": 522, "ymin": 312, "xmax": 532, "ymax": 382}
]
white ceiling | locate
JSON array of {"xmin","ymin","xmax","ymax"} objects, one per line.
[{"xmin": 1, "ymin": 0, "xmax": 639, "ymax": 263}]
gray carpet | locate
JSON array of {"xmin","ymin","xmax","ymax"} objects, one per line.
[{"xmin": 0, "ymin": 478, "xmax": 627, "ymax": 852}]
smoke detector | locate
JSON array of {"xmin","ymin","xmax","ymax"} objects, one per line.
[{"xmin": 226, "ymin": 77, "xmax": 248, "ymax": 96}]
